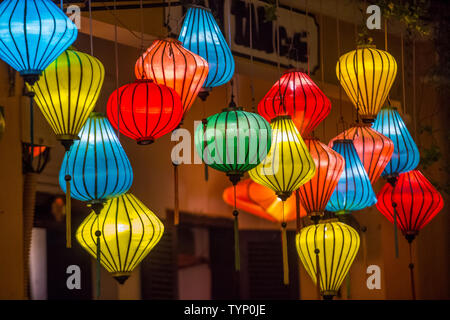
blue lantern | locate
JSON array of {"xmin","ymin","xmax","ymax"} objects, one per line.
[
  {"xmin": 326, "ymin": 139, "xmax": 377, "ymax": 214},
  {"xmin": 59, "ymin": 112, "xmax": 133, "ymax": 211},
  {"xmin": 0, "ymin": 0, "xmax": 78, "ymax": 84},
  {"xmin": 178, "ymin": 5, "xmax": 234, "ymax": 89},
  {"xmin": 372, "ymin": 105, "xmax": 420, "ymax": 183}
]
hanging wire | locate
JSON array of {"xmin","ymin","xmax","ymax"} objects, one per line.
[
  {"xmin": 60, "ymin": 0, "xmax": 64, "ymax": 10},
  {"xmin": 336, "ymin": 0, "xmax": 344, "ymax": 134},
  {"xmin": 88, "ymin": 0, "xmax": 94, "ymax": 56},
  {"xmin": 412, "ymin": 39, "xmax": 417, "ymax": 140},
  {"xmin": 113, "ymin": 0, "xmax": 120, "ymax": 140},
  {"xmin": 281, "ymin": 201, "xmax": 289, "ymax": 285},
  {"xmin": 401, "ymin": 33, "xmax": 406, "ymax": 114},
  {"xmin": 305, "ymin": 0, "xmax": 310, "ymax": 76},
  {"xmin": 408, "ymin": 241, "xmax": 416, "ymax": 300},
  {"xmin": 248, "ymin": 1, "xmax": 256, "ymax": 112}
]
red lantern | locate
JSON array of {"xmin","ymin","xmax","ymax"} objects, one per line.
[
  {"xmin": 258, "ymin": 70, "xmax": 331, "ymax": 137},
  {"xmin": 297, "ymin": 137, "xmax": 344, "ymax": 222},
  {"xmin": 376, "ymin": 170, "xmax": 444, "ymax": 242},
  {"xmin": 330, "ymin": 123, "xmax": 394, "ymax": 184},
  {"xmin": 135, "ymin": 38, "xmax": 209, "ymax": 115},
  {"xmin": 223, "ymin": 179, "xmax": 306, "ymax": 223},
  {"xmin": 106, "ymin": 79, "xmax": 183, "ymax": 145}
]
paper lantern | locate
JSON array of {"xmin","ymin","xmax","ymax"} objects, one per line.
[
  {"xmin": 337, "ymin": 45, "xmax": 397, "ymax": 122},
  {"xmin": 376, "ymin": 170, "xmax": 444, "ymax": 242},
  {"xmin": 178, "ymin": 4, "xmax": 234, "ymax": 89},
  {"xmin": 0, "ymin": 0, "xmax": 77, "ymax": 84},
  {"xmin": 30, "ymin": 49, "xmax": 105, "ymax": 149},
  {"xmin": 76, "ymin": 193, "xmax": 164, "ymax": 284},
  {"xmin": 258, "ymin": 70, "xmax": 331, "ymax": 136},
  {"xmin": 326, "ymin": 139, "xmax": 376, "ymax": 214},
  {"xmin": 223, "ymin": 179, "xmax": 305, "ymax": 223},
  {"xmin": 59, "ymin": 112, "xmax": 133, "ymax": 208},
  {"xmin": 106, "ymin": 79, "xmax": 183, "ymax": 145},
  {"xmin": 135, "ymin": 38, "xmax": 208, "ymax": 114},
  {"xmin": 298, "ymin": 137, "xmax": 344, "ymax": 222},
  {"xmin": 249, "ymin": 116, "xmax": 316, "ymax": 201},
  {"xmin": 372, "ymin": 105, "xmax": 420, "ymax": 183},
  {"xmin": 296, "ymin": 220, "xmax": 360, "ymax": 299},
  {"xmin": 330, "ymin": 123, "xmax": 394, "ymax": 184}
]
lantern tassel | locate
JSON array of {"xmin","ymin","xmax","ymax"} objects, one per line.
[
  {"xmin": 233, "ymin": 184, "xmax": 240, "ymax": 271},
  {"xmin": 281, "ymin": 222, "xmax": 289, "ymax": 285},
  {"xmin": 315, "ymin": 248, "xmax": 321, "ymax": 299},
  {"xmin": 65, "ymin": 175, "xmax": 72, "ymax": 248},
  {"xmin": 204, "ymin": 164, "xmax": 209, "ymax": 181},
  {"xmin": 174, "ymin": 163, "xmax": 179, "ymax": 226},
  {"xmin": 346, "ymin": 272, "xmax": 351, "ymax": 299},
  {"xmin": 408, "ymin": 241, "xmax": 416, "ymax": 300},
  {"xmin": 95, "ymin": 228, "xmax": 101, "ymax": 300},
  {"xmin": 295, "ymin": 190, "xmax": 301, "ymax": 233},
  {"xmin": 362, "ymin": 226, "xmax": 368, "ymax": 267},
  {"xmin": 392, "ymin": 201, "xmax": 399, "ymax": 258}
]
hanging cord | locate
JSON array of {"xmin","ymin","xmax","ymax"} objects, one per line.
[
  {"xmin": 336, "ymin": 0, "xmax": 343, "ymax": 134},
  {"xmin": 319, "ymin": 0, "xmax": 326, "ymax": 139},
  {"xmin": 392, "ymin": 201, "xmax": 399, "ymax": 258},
  {"xmin": 361, "ymin": 226, "xmax": 368, "ymax": 267},
  {"xmin": 248, "ymin": 1, "xmax": 256, "ymax": 112},
  {"xmin": 412, "ymin": 39, "xmax": 417, "ymax": 140},
  {"xmin": 281, "ymin": 201, "xmax": 289, "ymax": 285},
  {"xmin": 95, "ymin": 215, "xmax": 102, "ymax": 299},
  {"xmin": 295, "ymin": 190, "xmax": 301, "ymax": 233},
  {"xmin": 233, "ymin": 184, "xmax": 240, "ymax": 271},
  {"xmin": 305, "ymin": 0, "xmax": 310, "ymax": 76},
  {"xmin": 401, "ymin": 33, "xmax": 406, "ymax": 114},
  {"xmin": 408, "ymin": 241, "xmax": 416, "ymax": 300},
  {"xmin": 173, "ymin": 162, "xmax": 180, "ymax": 226},
  {"xmin": 346, "ymin": 272, "xmax": 351, "ymax": 299},
  {"xmin": 113, "ymin": 0, "xmax": 120, "ymax": 140},
  {"xmin": 88, "ymin": 0, "xmax": 94, "ymax": 56},
  {"xmin": 314, "ymin": 246, "xmax": 321, "ymax": 299},
  {"xmin": 202, "ymin": 117, "xmax": 208, "ymax": 181}
]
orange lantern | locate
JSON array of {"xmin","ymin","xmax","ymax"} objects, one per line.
[
  {"xmin": 135, "ymin": 38, "xmax": 209, "ymax": 115},
  {"xmin": 223, "ymin": 179, "xmax": 306, "ymax": 223},
  {"xmin": 329, "ymin": 123, "xmax": 394, "ymax": 184},
  {"xmin": 297, "ymin": 137, "xmax": 345, "ymax": 223}
]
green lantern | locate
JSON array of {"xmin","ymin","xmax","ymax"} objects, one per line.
[{"xmin": 194, "ymin": 100, "xmax": 272, "ymax": 270}]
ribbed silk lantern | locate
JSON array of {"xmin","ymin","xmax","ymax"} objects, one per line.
[
  {"xmin": 298, "ymin": 137, "xmax": 345, "ymax": 223},
  {"xmin": 337, "ymin": 45, "xmax": 397, "ymax": 122},
  {"xmin": 30, "ymin": 49, "xmax": 105, "ymax": 150},
  {"xmin": 330, "ymin": 123, "xmax": 394, "ymax": 184},
  {"xmin": 178, "ymin": 5, "xmax": 234, "ymax": 89},
  {"xmin": 106, "ymin": 79, "xmax": 183, "ymax": 145},
  {"xmin": 258, "ymin": 70, "xmax": 331, "ymax": 136},
  {"xmin": 76, "ymin": 193, "xmax": 164, "ymax": 284},
  {"xmin": 296, "ymin": 220, "xmax": 360, "ymax": 300},
  {"xmin": 135, "ymin": 39, "xmax": 208, "ymax": 114},
  {"xmin": 0, "ymin": 0, "xmax": 78, "ymax": 85},
  {"xmin": 223, "ymin": 179, "xmax": 305, "ymax": 223},
  {"xmin": 249, "ymin": 115, "xmax": 315, "ymax": 285},
  {"xmin": 326, "ymin": 139, "xmax": 376, "ymax": 214},
  {"xmin": 372, "ymin": 105, "xmax": 420, "ymax": 184},
  {"xmin": 376, "ymin": 170, "xmax": 444, "ymax": 243},
  {"xmin": 195, "ymin": 101, "xmax": 272, "ymax": 271}
]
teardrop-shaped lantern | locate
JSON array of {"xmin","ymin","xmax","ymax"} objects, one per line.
[
  {"xmin": 330, "ymin": 123, "xmax": 394, "ymax": 184},
  {"xmin": 178, "ymin": 4, "xmax": 234, "ymax": 89},
  {"xmin": 376, "ymin": 170, "xmax": 444, "ymax": 243},
  {"xmin": 0, "ymin": 0, "xmax": 78, "ymax": 84},
  {"xmin": 106, "ymin": 79, "xmax": 183, "ymax": 145},
  {"xmin": 249, "ymin": 116, "xmax": 316, "ymax": 201},
  {"xmin": 30, "ymin": 49, "xmax": 105, "ymax": 149},
  {"xmin": 326, "ymin": 139, "xmax": 376, "ymax": 214},
  {"xmin": 372, "ymin": 105, "xmax": 420, "ymax": 183},
  {"xmin": 223, "ymin": 179, "xmax": 305, "ymax": 223},
  {"xmin": 337, "ymin": 45, "xmax": 397, "ymax": 122},
  {"xmin": 135, "ymin": 39, "xmax": 208, "ymax": 114},
  {"xmin": 59, "ymin": 113, "xmax": 133, "ymax": 208},
  {"xmin": 258, "ymin": 70, "xmax": 331, "ymax": 137},
  {"xmin": 76, "ymin": 193, "xmax": 164, "ymax": 284},
  {"xmin": 298, "ymin": 137, "xmax": 345, "ymax": 222},
  {"xmin": 296, "ymin": 220, "xmax": 360, "ymax": 300}
]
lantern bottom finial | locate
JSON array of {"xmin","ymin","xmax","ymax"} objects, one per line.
[
  {"xmin": 112, "ymin": 273, "xmax": 131, "ymax": 285},
  {"xmin": 227, "ymin": 172, "xmax": 243, "ymax": 186},
  {"xmin": 276, "ymin": 191, "xmax": 292, "ymax": 202},
  {"xmin": 57, "ymin": 135, "xmax": 80, "ymax": 151},
  {"xmin": 198, "ymin": 87, "xmax": 211, "ymax": 101},
  {"xmin": 20, "ymin": 71, "xmax": 42, "ymax": 86},
  {"xmin": 137, "ymin": 137, "xmax": 155, "ymax": 145}
]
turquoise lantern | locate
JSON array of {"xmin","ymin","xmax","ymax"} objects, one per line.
[
  {"xmin": 0, "ymin": 0, "xmax": 78, "ymax": 85},
  {"xmin": 326, "ymin": 139, "xmax": 377, "ymax": 214},
  {"xmin": 178, "ymin": 4, "xmax": 234, "ymax": 90},
  {"xmin": 372, "ymin": 105, "xmax": 420, "ymax": 185}
]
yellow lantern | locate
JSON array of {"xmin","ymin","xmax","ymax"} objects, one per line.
[
  {"xmin": 249, "ymin": 115, "xmax": 315, "ymax": 285},
  {"xmin": 336, "ymin": 45, "xmax": 397, "ymax": 122},
  {"xmin": 29, "ymin": 49, "xmax": 105, "ymax": 150},
  {"xmin": 296, "ymin": 220, "xmax": 360, "ymax": 299},
  {"xmin": 76, "ymin": 193, "xmax": 164, "ymax": 284}
]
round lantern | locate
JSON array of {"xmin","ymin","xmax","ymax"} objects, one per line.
[
  {"xmin": 178, "ymin": 4, "xmax": 234, "ymax": 89},
  {"xmin": 376, "ymin": 170, "xmax": 444, "ymax": 243},
  {"xmin": 326, "ymin": 139, "xmax": 376, "ymax": 214},
  {"xmin": 330, "ymin": 123, "xmax": 394, "ymax": 184},
  {"xmin": 59, "ymin": 113, "xmax": 133, "ymax": 209},
  {"xmin": 372, "ymin": 105, "xmax": 420, "ymax": 184},
  {"xmin": 296, "ymin": 220, "xmax": 360, "ymax": 300},
  {"xmin": 76, "ymin": 193, "xmax": 164, "ymax": 284},
  {"xmin": 106, "ymin": 79, "xmax": 183, "ymax": 145},
  {"xmin": 258, "ymin": 70, "xmax": 331, "ymax": 137},
  {"xmin": 0, "ymin": 0, "xmax": 78, "ymax": 84},
  {"xmin": 337, "ymin": 45, "xmax": 397, "ymax": 122},
  {"xmin": 30, "ymin": 49, "xmax": 105, "ymax": 150},
  {"xmin": 298, "ymin": 137, "xmax": 345, "ymax": 223},
  {"xmin": 223, "ymin": 179, "xmax": 306, "ymax": 223},
  {"xmin": 135, "ymin": 38, "xmax": 208, "ymax": 114}
]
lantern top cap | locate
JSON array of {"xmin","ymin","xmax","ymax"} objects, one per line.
[
  {"xmin": 185, "ymin": 4, "xmax": 212, "ymax": 12},
  {"xmin": 89, "ymin": 112, "xmax": 106, "ymax": 118},
  {"xmin": 157, "ymin": 38, "xmax": 183, "ymax": 45},
  {"xmin": 356, "ymin": 44, "xmax": 377, "ymax": 49},
  {"xmin": 271, "ymin": 115, "xmax": 293, "ymax": 123},
  {"xmin": 283, "ymin": 68, "xmax": 307, "ymax": 75},
  {"xmin": 333, "ymin": 139, "xmax": 354, "ymax": 144}
]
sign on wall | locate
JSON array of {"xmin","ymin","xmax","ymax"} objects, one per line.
[{"xmin": 166, "ymin": 0, "xmax": 319, "ymax": 73}]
